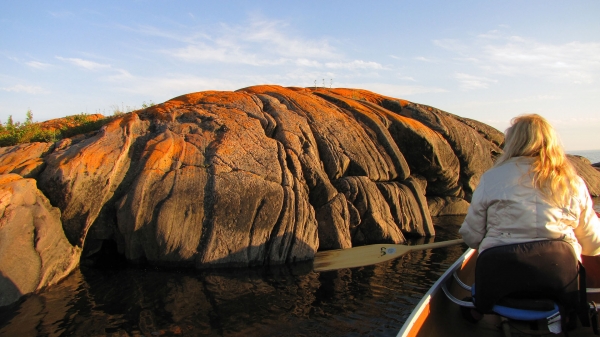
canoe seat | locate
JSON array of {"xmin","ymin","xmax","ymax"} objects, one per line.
[
  {"xmin": 471, "ymin": 283, "xmax": 560, "ymax": 322},
  {"xmin": 492, "ymin": 302, "xmax": 559, "ymax": 322}
]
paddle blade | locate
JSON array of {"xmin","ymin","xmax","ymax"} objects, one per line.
[
  {"xmin": 313, "ymin": 244, "xmax": 412, "ymax": 272},
  {"xmin": 313, "ymin": 239, "xmax": 465, "ymax": 272}
]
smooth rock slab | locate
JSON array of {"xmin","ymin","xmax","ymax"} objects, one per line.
[{"xmin": 0, "ymin": 174, "xmax": 80, "ymax": 307}]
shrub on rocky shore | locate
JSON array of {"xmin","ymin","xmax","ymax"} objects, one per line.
[{"xmin": 0, "ymin": 111, "xmax": 112, "ymax": 147}]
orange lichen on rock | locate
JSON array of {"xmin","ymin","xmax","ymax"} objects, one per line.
[
  {"xmin": 4, "ymin": 84, "xmax": 600, "ymax": 309},
  {"xmin": 323, "ymin": 88, "xmax": 411, "ymax": 108},
  {"xmin": 0, "ymin": 142, "xmax": 53, "ymax": 178},
  {"xmin": 142, "ymin": 90, "xmax": 257, "ymax": 121},
  {"xmin": 0, "ymin": 173, "xmax": 21, "ymax": 185},
  {"xmin": 1, "ymin": 85, "xmax": 514, "ymax": 275},
  {"xmin": 38, "ymin": 114, "xmax": 105, "ymax": 132}
]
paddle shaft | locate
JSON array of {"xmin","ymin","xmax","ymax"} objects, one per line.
[
  {"xmin": 313, "ymin": 238, "xmax": 465, "ymax": 272},
  {"xmin": 406, "ymin": 239, "xmax": 465, "ymax": 253}
]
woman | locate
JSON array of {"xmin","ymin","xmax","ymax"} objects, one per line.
[{"xmin": 459, "ymin": 114, "xmax": 600, "ymax": 257}]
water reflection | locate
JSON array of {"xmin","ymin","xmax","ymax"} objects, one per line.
[
  {"xmin": 4, "ymin": 201, "xmax": 596, "ymax": 336},
  {"xmin": 0, "ymin": 224, "xmax": 466, "ymax": 337}
]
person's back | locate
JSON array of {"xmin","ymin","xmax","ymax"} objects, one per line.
[
  {"xmin": 458, "ymin": 113, "xmax": 600, "ymax": 327},
  {"xmin": 459, "ymin": 114, "xmax": 600, "ymax": 257}
]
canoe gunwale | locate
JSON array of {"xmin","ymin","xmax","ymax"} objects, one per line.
[
  {"xmin": 397, "ymin": 248, "xmax": 600, "ymax": 337},
  {"xmin": 396, "ymin": 248, "xmax": 476, "ymax": 337}
]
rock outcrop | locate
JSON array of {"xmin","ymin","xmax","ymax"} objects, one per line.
[
  {"xmin": 0, "ymin": 174, "xmax": 80, "ymax": 307},
  {"xmin": 569, "ymin": 155, "xmax": 600, "ymax": 196},
  {"xmin": 37, "ymin": 113, "xmax": 105, "ymax": 132},
  {"xmin": 0, "ymin": 92, "xmax": 486, "ymax": 256},
  {"xmin": 0, "ymin": 142, "xmax": 53, "ymax": 178},
  {"xmin": 0, "ymin": 86, "xmax": 505, "ymax": 273},
  {"xmin": 3, "ymin": 85, "xmax": 600, "ymax": 306}
]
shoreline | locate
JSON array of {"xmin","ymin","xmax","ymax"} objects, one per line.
[{"xmin": 568, "ymin": 149, "xmax": 600, "ymax": 164}]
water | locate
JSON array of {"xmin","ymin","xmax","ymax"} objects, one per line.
[
  {"xmin": 1, "ymin": 199, "xmax": 599, "ymax": 337},
  {"xmin": 568, "ymin": 149, "xmax": 600, "ymax": 164},
  {"xmin": 0, "ymin": 224, "xmax": 466, "ymax": 337}
]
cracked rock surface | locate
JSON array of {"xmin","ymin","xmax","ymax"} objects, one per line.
[
  {"xmin": 3, "ymin": 85, "xmax": 600, "ymax": 306},
  {"xmin": 5, "ymin": 85, "xmax": 598, "ymax": 277}
]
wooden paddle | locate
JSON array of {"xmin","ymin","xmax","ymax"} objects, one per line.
[{"xmin": 313, "ymin": 239, "xmax": 465, "ymax": 272}]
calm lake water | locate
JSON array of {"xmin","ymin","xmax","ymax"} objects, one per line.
[
  {"xmin": 569, "ymin": 149, "xmax": 600, "ymax": 164},
  {"xmin": 0, "ymin": 222, "xmax": 467, "ymax": 337},
  {"xmin": 1, "ymin": 203, "xmax": 599, "ymax": 337}
]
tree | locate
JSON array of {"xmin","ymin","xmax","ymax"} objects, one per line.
[{"xmin": 25, "ymin": 109, "xmax": 33, "ymax": 125}]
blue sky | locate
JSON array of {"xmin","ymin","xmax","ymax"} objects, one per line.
[{"xmin": 1, "ymin": 1, "xmax": 599, "ymax": 150}]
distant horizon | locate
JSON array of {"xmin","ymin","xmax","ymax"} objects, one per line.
[
  {"xmin": 2, "ymin": 1, "xmax": 599, "ymax": 150},
  {"xmin": 568, "ymin": 149, "xmax": 600, "ymax": 160}
]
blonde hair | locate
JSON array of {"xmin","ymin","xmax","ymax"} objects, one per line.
[{"xmin": 495, "ymin": 114, "xmax": 579, "ymax": 207}]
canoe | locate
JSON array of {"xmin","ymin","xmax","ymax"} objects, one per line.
[{"xmin": 397, "ymin": 248, "xmax": 600, "ymax": 337}]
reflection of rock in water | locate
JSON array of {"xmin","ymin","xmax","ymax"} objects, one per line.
[
  {"xmin": 138, "ymin": 309, "xmax": 157, "ymax": 336},
  {"xmin": 0, "ymin": 228, "xmax": 467, "ymax": 336},
  {"xmin": 0, "ymin": 269, "xmax": 85, "ymax": 336}
]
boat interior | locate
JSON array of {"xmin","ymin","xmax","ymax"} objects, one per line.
[{"xmin": 409, "ymin": 250, "xmax": 600, "ymax": 337}]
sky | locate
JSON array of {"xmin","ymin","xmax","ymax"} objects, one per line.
[{"xmin": 1, "ymin": 1, "xmax": 599, "ymax": 151}]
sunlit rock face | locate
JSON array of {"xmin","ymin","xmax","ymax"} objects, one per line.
[
  {"xmin": 0, "ymin": 174, "xmax": 80, "ymax": 307},
  {"xmin": 0, "ymin": 142, "xmax": 53, "ymax": 178},
  {"xmin": 569, "ymin": 155, "xmax": 600, "ymax": 196},
  {"xmin": 1, "ymin": 85, "xmax": 507, "ymax": 272}
]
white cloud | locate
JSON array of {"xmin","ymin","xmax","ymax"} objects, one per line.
[
  {"xmin": 110, "ymin": 74, "xmax": 239, "ymax": 98},
  {"xmin": 49, "ymin": 11, "xmax": 73, "ymax": 18},
  {"xmin": 414, "ymin": 56, "xmax": 440, "ymax": 63},
  {"xmin": 482, "ymin": 40, "xmax": 600, "ymax": 83},
  {"xmin": 104, "ymin": 69, "xmax": 135, "ymax": 81},
  {"xmin": 454, "ymin": 73, "xmax": 497, "ymax": 90},
  {"xmin": 157, "ymin": 17, "xmax": 345, "ymax": 67},
  {"xmin": 123, "ymin": 24, "xmax": 208, "ymax": 44},
  {"xmin": 449, "ymin": 94, "xmax": 565, "ymax": 111},
  {"xmin": 55, "ymin": 57, "xmax": 134, "ymax": 82},
  {"xmin": 117, "ymin": 15, "xmax": 388, "ymax": 89},
  {"xmin": 549, "ymin": 116, "xmax": 600, "ymax": 126},
  {"xmin": 433, "ymin": 39, "xmax": 468, "ymax": 53},
  {"xmin": 25, "ymin": 61, "xmax": 52, "ymax": 69},
  {"xmin": 56, "ymin": 56, "xmax": 111, "ymax": 71},
  {"xmin": 476, "ymin": 30, "xmax": 504, "ymax": 40},
  {"xmin": 1, "ymin": 84, "xmax": 48, "ymax": 94},
  {"xmin": 397, "ymin": 75, "xmax": 416, "ymax": 82},
  {"xmin": 356, "ymin": 82, "xmax": 448, "ymax": 97},
  {"xmin": 325, "ymin": 60, "xmax": 384, "ymax": 70},
  {"xmin": 244, "ymin": 18, "xmax": 338, "ymax": 59},
  {"xmin": 295, "ymin": 58, "xmax": 322, "ymax": 67},
  {"xmin": 6, "ymin": 56, "xmax": 52, "ymax": 69},
  {"xmin": 435, "ymin": 31, "xmax": 600, "ymax": 84},
  {"xmin": 167, "ymin": 41, "xmax": 270, "ymax": 66}
]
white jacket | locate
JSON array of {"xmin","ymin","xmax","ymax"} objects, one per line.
[{"xmin": 459, "ymin": 157, "xmax": 600, "ymax": 257}]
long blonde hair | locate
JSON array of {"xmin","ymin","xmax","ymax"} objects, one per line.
[{"xmin": 495, "ymin": 114, "xmax": 579, "ymax": 207}]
